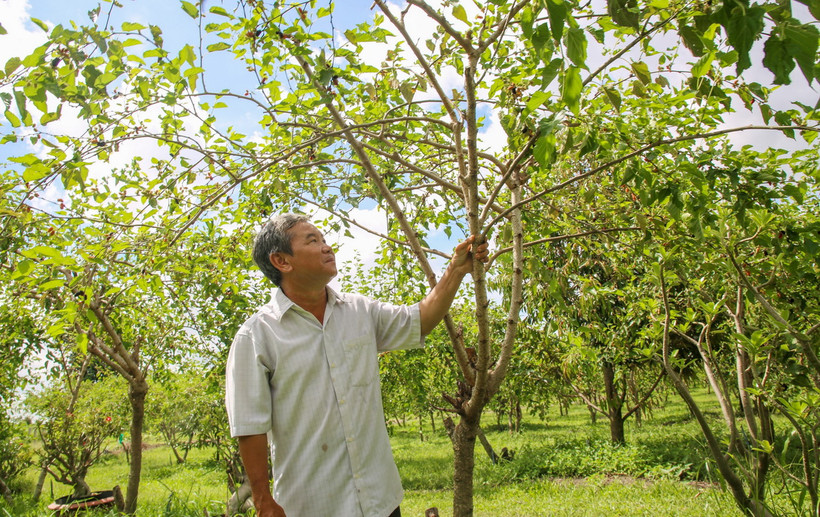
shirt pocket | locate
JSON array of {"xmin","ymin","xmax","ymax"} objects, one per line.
[{"xmin": 343, "ymin": 333, "xmax": 377, "ymax": 387}]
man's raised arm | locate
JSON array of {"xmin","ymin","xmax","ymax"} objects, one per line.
[{"xmin": 419, "ymin": 235, "xmax": 489, "ymax": 336}]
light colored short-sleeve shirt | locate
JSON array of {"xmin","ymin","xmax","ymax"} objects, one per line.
[{"xmin": 225, "ymin": 287, "xmax": 423, "ymax": 517}]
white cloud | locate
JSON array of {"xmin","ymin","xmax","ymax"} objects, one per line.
[{"xmin": 0, "ymin": 0, "xmax": 46, "ymax": 65}]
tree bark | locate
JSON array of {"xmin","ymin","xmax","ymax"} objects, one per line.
[
  {"xmin": 32, "ymin": 462, "xmax": 49, "ymax": 502},
  {"xmin": 602, "ymin": 361, "xmax": 626, "ymax": 444},
  {"xmin": 476, "ymin": 427, "xmax": 497, "ymax": 465},
  {"xmin": 124, "ymin": 377, "xmax": 148, "ymax": 514},
  {"xmin": 451, "ymin": 417, "xmax": 479, "ymax": 517},
  {"xmin": 71, "ymin": 477, "xmax": 92, "ymax": 499}
]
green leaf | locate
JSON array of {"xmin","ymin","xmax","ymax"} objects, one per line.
[
  {"xmin": 526, "ymin": 91, "xmax": 551, "ymax": 113},
  {"xmin": 603, "ymin": 87, "xmax": 621, "ymax": 111},
  {"xmin": 23, "ymin": 245, "xmax": 63, "ymax": 259},
  {"xmin": 210, "ymin": 6, "xmax": 232, "ymax": 17},
  {"xmin": 546, "ymin": 0, "xmax": 567, "ymax": 41},
  {"xmin": 30, "ymin": 17, "xmax": 48, "ymax": 31},
  {"xmin": 607, "ymin": 0, "xmax": 640, "ymax": 30},
  {"xmin": 122, "ymin": 21, "xmax": 146, "ymax": 31},
  {"xmin": 678, "ymin": 24, "xmax": 705, "ymax": 57},
  {"xmin": 565, "ymin": 28, "xmax": 587, "ymax": 68},
  {"xmin": 532, "ymin": 23, "xmax": 551, "ymax": 52},
  {"xmin": 452, "ymin": 5, "xmax": 469, "ymax": 25},
  {"xmin": 783, "ymin": 23, "xmax": 819, "ymax": 84},
  {"xmin": 541, "ymin": 58, "xmax": 563, "ymax": 88},
  {"xmin": 150, "ymin": 25, "xmax": 164, "ymax": 47},
  {"xmin": 759, "ymin": 102, "xmax": 773, "ymax": 124},
  {"xmin": 400, "ymin": 82, "xmax": 415, "ymax": 103},
  {"xmin": 180, "ymin": 44, "xmax": 196, "ymax": 65},
  {"xmin": 795, "ymin": 0, "xmax": 820, "ymax": 20},
  {"xmin": 520, "ymin": 6, "xmax": 534, "ymax": 39},
  {"xmin": 533, "ymin": 133, "xmax": 556, "ymax": 167},
  {"xmin": 0, "ymin": 22, "xmax": 6, "ymax": 35},
  {"xmin": 317, "ymin": 68, "xmax": 334, "ymax": 86},
  {"xmin": 5, "ymin": 56, "xmax": 21, "ymax": 77},
  {"xmin": 181, "ymin": 1, "xmax": 199, "ymax": 18},
  {"xmin": 763, "ymin": 34, "xmax": 795, "ymax": 85},
  {"xmin": 562, "ymin": 66, "xmax": 582, "ymax": 115},
  {"xmin": 722, "ymin": 5, "xmax": 765, "ymax": 74},
  {"xmin": 40, "ymin": 279, "xmax": 65, "ymax": 290},
  {"xmin": 631, "ymin": 61, "xmax": 651, "ymax": 84},
  {"xmin": 15, "ymin": 259, "xmax": 34, "ymax": 276},
  {"xmin": 22, "ymin": 163, "xmax": 50, "ymax": 181},
  {"xmin": 207, "ymin": 42, "xmax": 231, "ymax": 52},
  {"xmin": 4, "ymin": 110, "xmax": 21, "ymax": 128},
  {"xmin": 774, "ymin": 110, "xmax": 795, "ymax": 138},
  {"xmin": 691, "ymin": 51, "xmax": 714, "ymax": 78}
]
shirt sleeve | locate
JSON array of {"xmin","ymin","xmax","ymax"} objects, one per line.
[
  {"xmin": 225, "ymin": 327, "xmax": 274, "ymax": 437},
  {"xmin": 371, "ymin": 300, "xmax": 424, "ymax": 352}
]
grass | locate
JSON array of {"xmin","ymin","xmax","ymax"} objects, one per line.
[{"xmin": 2, "ymin": 389, "xmax": 743, "ymax": 516}]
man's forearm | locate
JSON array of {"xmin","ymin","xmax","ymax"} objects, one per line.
[
  {"xmin": 419, "ymin": 263, "xmax": 467, "ymax": 335},
  {"xmin": 419, "ymin": 235, "xmax": 488, "ymax": 336},
  {"xmin": 237, "ymin": 434, "xmax": 277, "ymax": 511}
]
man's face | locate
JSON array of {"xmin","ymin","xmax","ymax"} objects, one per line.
[{"xmin": 280, "ymin": 222, "xmax": 337, "ymax": 284}]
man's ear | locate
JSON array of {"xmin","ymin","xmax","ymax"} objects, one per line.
[{"xmin": 269, "ymin": 252, "xmax": 292, "ymax": 274}]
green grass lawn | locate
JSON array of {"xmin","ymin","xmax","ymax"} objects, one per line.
[{"xmin": 3, "ymin": 389, "xmax": 743, "ymax": 516}]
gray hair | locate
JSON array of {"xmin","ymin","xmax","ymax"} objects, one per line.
[{"xmin": 253, "ymin": 213, "xmax": 309, "ymax": 286}]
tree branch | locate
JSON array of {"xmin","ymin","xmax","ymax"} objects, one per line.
[{"xmin": 486, "ymin": 227, "xmax": 640, "ymax": 267}]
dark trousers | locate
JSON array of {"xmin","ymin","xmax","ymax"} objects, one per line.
[{"xmin": 388, "ymin": 507, "xmax": 401, "ymax": 517}]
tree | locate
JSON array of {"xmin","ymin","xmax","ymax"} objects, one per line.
[
  {"xmin": 147, "ymin": 371, "xmax": 208, "ymax": 464},
  {"xmin": 650, "ymin": 141, "xmax": 820, "ymax": 516},
  {"xmin": 0, "ymin": 412, "xmax": 31, "ymax": 505},
  {"xmin": 2, "ymin": 1, "xmax": 817, "ymax": 516},
  {"xmin": 28, "ymin": 375, "xmax": 128, "ymax": 499}
]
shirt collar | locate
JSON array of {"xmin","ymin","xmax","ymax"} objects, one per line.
[{"xmin": 268, "ymin": 285, "xmax": 348, "ymax": 320}]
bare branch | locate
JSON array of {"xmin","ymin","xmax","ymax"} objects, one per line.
[{"xmin": 406, "ymin": 0, "xmax": 475, "ymax": 54}]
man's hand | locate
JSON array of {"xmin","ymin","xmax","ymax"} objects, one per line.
[
  {"xmin": 449, "ymin": 235, "xmax": 490, "ymax": 277},
  {"xmin": 419, "ymin": 235, "xmax": 491, "ymax": 335},
  {"xmin": 254, "ymin": 495, "xmax": 286, "ymax": 517}
]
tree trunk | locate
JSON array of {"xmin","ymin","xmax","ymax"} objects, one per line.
[
  {"xmin": 226, "ymin": 475, "xmax": 253, "ymax": 515},
  {"xmin": 514, "ymin": 399, "xmax": 522, "ymax": 433},
  {"xmin": 71, "ymin": 477, "xmax": 92, "ymax": 499},
  {"xmin": 476, "ymin": 427, "xmax": 497, "ymax": 465},
  {"xmin": 451, "ymin": 417, "xmax": 479, "ymax": 517},
  {"xmin": 124, "ymin": 378, "xmax": 148, "ymax": 514},
  {"xmin": 628, "ymin": 372, "xmax": 642, "ymax": 427},
  {"xmin": 602, "ymin": 361, "xmax": 626, "ymax": 444},
  {"xmin": 587, "ymin": 404, "xmax": 597, "ymax": 424},
  {"xmin": 32, "ymin": 462, "xmax": 49, "ymax": 502}
]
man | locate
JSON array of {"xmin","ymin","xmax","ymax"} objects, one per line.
[{"xmin": 225, "ymin": 213, "xmax": 489, "ymax": 517}]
